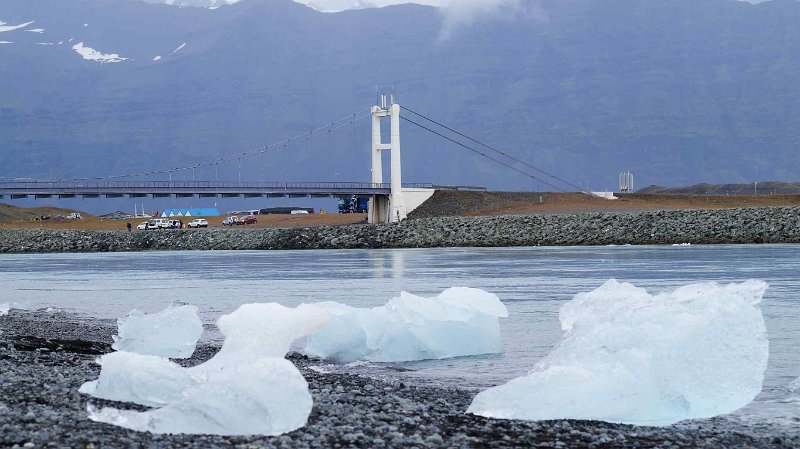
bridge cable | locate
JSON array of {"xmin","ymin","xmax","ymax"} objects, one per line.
[
  {"xmin": 60, "ymin": 107, "xmax": 372, "ymax": 182},
  {"xmin": 403, "ymin": 106, "xmax": 588, "ymax": 193},
  {"xmin": 400, "ymin": 116, "xmax": 565, "ymax": 192}
]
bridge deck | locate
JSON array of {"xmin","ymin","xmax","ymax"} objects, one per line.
[{"xmin": 0, "ymin": 181, "xmax": 447, "ymax": 199}]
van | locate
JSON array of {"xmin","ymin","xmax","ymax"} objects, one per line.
[{"xmin": 147, "ymin": 218, "xmax": 169, "ymax": 229}]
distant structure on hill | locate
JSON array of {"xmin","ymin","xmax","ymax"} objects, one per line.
[
  {"xmin": 619, "ymin": 171, "xmax": 634, "ymax": 193},
  {"xmin": 159, "ymin": 208, "xmax": 219, "ymax": 217}
]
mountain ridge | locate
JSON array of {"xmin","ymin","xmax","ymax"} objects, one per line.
[{"xmin": 2, "ymin": 0, "xmax": 800, "ymax": 191}]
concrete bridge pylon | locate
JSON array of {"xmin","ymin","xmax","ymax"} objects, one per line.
[{"xmin": 369, "ymin": 94, "xmax": 407, "ymax": 224}]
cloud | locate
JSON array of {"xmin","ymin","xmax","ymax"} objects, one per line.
[
  {"xmin": 437, "ymin": 0, "xmax": 542, "ymax": 40},
  {"xmin": 289, "ymin": 0, "xmax": 545, "ymax": 39},
  {"xmin": 294, "ymin": 0, "xmax": 439, "ymax": 12}
]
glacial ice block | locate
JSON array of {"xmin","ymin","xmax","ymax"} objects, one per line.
[
  {"xmin": 112, "ymin": 304, "xmax": 203, "ymax": 359},
  {"xmin": 305, "ymin": 287, "xmax": 508, "ymax": 363},
  {"xmin": 89, "ymin": 357, "xmax": 313, "ymax": 436},
  {"xmin": 467, "ymin": 279, "xmax": 769, "ymax": 426},
  {"xmin": 84, "ymin": 303, "xmax": 326, "ymax": 436},
  {"xmin": 0, "ymin": 303, "xmax": 8, "ymax": 316},
  {"xmin": 79, "ymin": 352, "xmax": 192, "ymax": 407}
]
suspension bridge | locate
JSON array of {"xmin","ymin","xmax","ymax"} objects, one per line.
[{"xmin": 0, "ymin": 95, "xmax": 589, "ymax": 223}]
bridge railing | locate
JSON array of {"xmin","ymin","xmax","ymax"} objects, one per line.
[
  {"xmin": 0, "ymin": 180, "xmax": 454, "ymax": 191},
  {"xmin": 0, "ymin": 180, "xmax": 388, "ymax": 189}
]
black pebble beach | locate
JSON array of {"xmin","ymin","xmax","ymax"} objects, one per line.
[{"xmin": 0, "ymin": 310, "xmax": 796, "ymax": 448}]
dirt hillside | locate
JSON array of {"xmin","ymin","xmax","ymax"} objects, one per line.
[
  {"xmin": 407, "ymin": 191, "xmax": 800, "ymax": 219},
  {"xmin": 0, "ymin": 203, "xmax": 90, "ymax": 223}
]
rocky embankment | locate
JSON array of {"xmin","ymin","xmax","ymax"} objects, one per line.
[{"xmin": 1, "ymin": 206, "xmax": 799, "ymax": 253}]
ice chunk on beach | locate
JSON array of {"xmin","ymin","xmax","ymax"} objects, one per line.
[
  {"xmin": 84, "ymin": 303, "xmax": 323, "ymax": 435},
  {"xmin": 79, "ymin": 352, "xmax": 191, "ymax": 407},
  {"xmin": 112, "ymin": 304, "xmax": 203, "ymax": 359},
  {"xmin": 305, "ymin": 287, "xmax": 508, "ymax": 363},
  {"xmin": 468, "ymin": 279, "xmax": 769, "ymax": 426},
  {"xmin": 84, "ymin": 289, "xmax": 506, "ymax": 435},
  {"xmin": 0, "ymin": 303, "xmax": 8, "ymax": 316},
  {"xmin": 89, "ymin": 357, "xmax": 312, "ymax": 436},
  {"xmin": 210, "ymin": 302, "xmax": 331, "ymax": 362}
]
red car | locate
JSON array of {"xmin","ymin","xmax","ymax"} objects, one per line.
[{"xmin": 239, "ymin": 215, "xmax": 257, "ymax": 225}]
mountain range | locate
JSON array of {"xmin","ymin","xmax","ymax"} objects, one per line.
[{"xmin": 2, "ymin": 0, "xmax": 800, "ymax": 192}]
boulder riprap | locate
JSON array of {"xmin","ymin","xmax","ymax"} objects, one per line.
[{"xmin": 1, "ymin": 206, "xmax": 799, "ymax": 253}]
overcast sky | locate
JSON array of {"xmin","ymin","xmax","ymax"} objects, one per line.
[{"xmin": 295, "ymin": 0, "xmax": 766, "ymax": 12}]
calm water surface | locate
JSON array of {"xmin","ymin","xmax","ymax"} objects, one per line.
[{"xmin": 1, "ymin": 245, "xmax": 798, "ymax": 429}]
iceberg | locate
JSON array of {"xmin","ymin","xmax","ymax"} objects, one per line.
[
  {"xmin": 0, "ymin": 303, "xmax": 8, "ymax": 316},
  {"xmin": 88, "ymin": 357, "xmax": 312, "ymax": 436},
  {"xmin": 79, "ymin": 352, "xmax": 191, "ymax": 407},
  {"xmin": 83, "ymin": 303, "xmax": 327, "ymax": 435},
  {"xmin": 112, "ymin": 304, "xmax": 203, "ymax": 359},
  {"xmin": 83, "ymin": 288, "xmax": 507, "ymax": 435},
  {"xmin": 305, "ymin": 287, "xmax": 508, "ymax": 363},
  {"xmin": 468, "ymin": 279, "xmax": 769, "ymax": 426}
]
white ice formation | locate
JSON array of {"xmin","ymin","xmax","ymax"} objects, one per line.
[
  {"xmin": 0, "ymin": 20, "xmax": 34, "ymax": 33},
  {"xmin": 112, "ymin": 304, "xmax": 203, "ymax": 359},
  {"xmin": 305, "ymin": 287, "xmax": 508, "ymax": 362},
  {"xmin": 0, "ymin": 303, "xmax": 9, "ymax": 316},
  {"xmin": 468, "ymin": 279, "xmax": 769, "ymax": 426},
  {"xmin": 789, "ymin": 377, "xmax": 800, "ymax": 393},
  {"xmin": 83, "ymin": 287, "xmax": 507, "ymax": 435},
  {"xmin": 170, "ymin": 42, "xmax": 186, "ymax": 55},
  {"xmin": 79, "ymin": 352, "xmax": 192, "ymax": 407},
  {"xmin": 72, "ymin": 42, "xmax": 128, "ymax": 63},
  {"xmin": 83, "ymin": 303, "xmax": 327, "ymax": 436}
]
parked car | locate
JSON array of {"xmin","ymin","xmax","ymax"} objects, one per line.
[
  {"xmin": 67, "ymin": 212, "xmax": 82, "ymax": 219},
  {"xmin": 188, "ymin": 218, "xmax": 209, "ymax": 228},
  {"xmin": 240, "ymin": 215, "xmax": 257, "ymax": 225},
  {"xmin": 222, "ymin": 216, "xmax": 239, "ymax": 226},
  {"xmin": 290, "ymin": 210, "xmax": 310, "ymax": 215},
  {"xmin": 136, "ymin": 221, "xmax": 148, "ymax": 230},
  {"xmin": 168, "ymin": 220, "xmax": 183, "ymax": 229}
]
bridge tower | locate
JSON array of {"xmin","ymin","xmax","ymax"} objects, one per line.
[{"xmin": 369, "ymin": 94, "xmax": 406, "ymax": 224}]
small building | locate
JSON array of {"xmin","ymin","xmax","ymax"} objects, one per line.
[{"xmin": 160, "ymin": 208, "xmax": 219, "ymax": 218}]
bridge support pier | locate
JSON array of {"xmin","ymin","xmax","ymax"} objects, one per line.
[
  {"xmin": 369, "ymin": 94, "xmax": 406, "ymax": 224},
  {"xmin": 368, "ymin": 195, "xmax": 390, "ymax": 224}
]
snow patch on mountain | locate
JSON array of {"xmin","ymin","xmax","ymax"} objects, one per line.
[
  {"xmin": 146, "ymin": 0, "xmax": 239, "ymax": 7},
  {"xmin": 0, "ymin": 41, "xmax": 12, "ymax": 44},
  {"xmin": 0, "ymin": 20, "xmax": 34, "ymax": 33},
  {"xmin": 72, "ymin": 42, "xmax": 129, "ymax": 64},
  {"xmin": 170, "ymin": 43, "xmax": 187, "ymax": 55},
  {"xmin": 26, "ymin": 28, "xmax": 45, "ymax": 34},
  {"xmin": 153, "ymin": 55, "xmax": 162, "ymax": 61}
]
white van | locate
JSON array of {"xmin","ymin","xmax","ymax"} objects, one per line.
[{"xmin": 147, "ymin": 218, "xmax": 170, "ymax": 229}]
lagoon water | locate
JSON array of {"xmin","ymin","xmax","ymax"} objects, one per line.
[{"xmin": 1, "ymin": 245, "xmax": 798, "ymax": 430}]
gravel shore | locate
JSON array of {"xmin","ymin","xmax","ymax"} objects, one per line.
[
  {"xmin": 1, "ymin": 310, "xmax": 796, "ymax": 448},
  {"xmin": 1, "ymin": 206, "xmax": 799, "ymax": 253}
]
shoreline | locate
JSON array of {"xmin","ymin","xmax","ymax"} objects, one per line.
[
  {"xmin": 0, "ymin": 206, "xmax": 799, "ymax": 253},
  {"xmin": 1, "ymin": 310, "xmax": 796, "ymax": 448}
]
